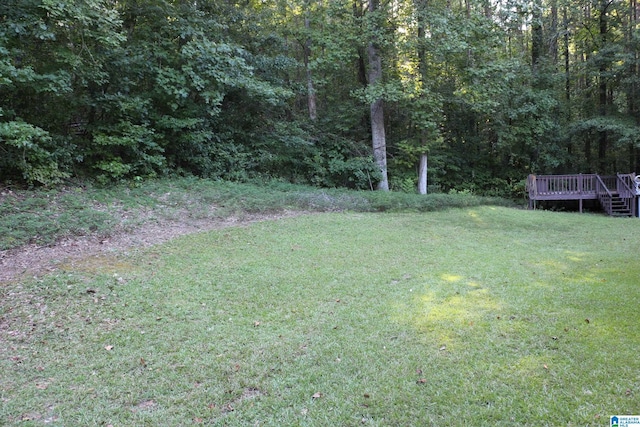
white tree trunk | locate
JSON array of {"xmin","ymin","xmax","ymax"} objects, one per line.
[{"xmin": 418, "ymin": 153, "xmax": 427, "ymax": 194}]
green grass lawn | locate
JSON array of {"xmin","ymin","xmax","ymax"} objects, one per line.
[{"xmin": 2, "ymin": 206, "xmax": 639, "ymax": 426}]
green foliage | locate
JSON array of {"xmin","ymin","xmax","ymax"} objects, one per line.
[
  {"xmin": 0, "ymin": 120, "xmax": 69, "ymax": 185},
  {"xmin": 92, "ymin": 121, "xmax": 165, "ymax": 183},
  {"xmin": 1, "ymin": 0, "xmax": 639, "ymax": 191},
  {"xmin": 389, "ymin": 175, "xmax": 418, "ymax": 193},
  {"xmin": 569, "ymin": 116, "xmax": 640, "ymax": 147}
]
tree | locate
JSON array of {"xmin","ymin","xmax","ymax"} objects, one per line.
[{"xmin": 366, "ymin": 0, "xmax": 390, "ymax": 190}]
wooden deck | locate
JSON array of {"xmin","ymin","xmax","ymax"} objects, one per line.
[{"xmin": 527, "ymin": 173, "xmax": 639, "ymax": 216}]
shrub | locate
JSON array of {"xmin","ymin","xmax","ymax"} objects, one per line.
[{"xmin": 0, "ymin": 120, "xmax": 70, "ymax": 186}]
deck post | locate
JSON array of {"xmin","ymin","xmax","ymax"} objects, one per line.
[{"xmin": 578, "ymin": 174, "xmax": 582, "ymax": 213}]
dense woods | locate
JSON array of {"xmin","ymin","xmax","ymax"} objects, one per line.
[{"xmin": 1, "ymin": 0, "xmax": 639, "ymax": 196}]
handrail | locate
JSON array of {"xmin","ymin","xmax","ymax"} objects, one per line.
[
  {"xmin": 616, "ymin": 173, "xmax": 635, "ymax": 216},
  {"xmin": 595, "ymin": 175, "xmax": 613, "ymax": 216},
  {"xmin": 617, "ymin": 173, "xmax": 635, "ymax": 198},
  {"xmin": 595, "ymin": 175, "xmax": 613, "ymax": 197}
]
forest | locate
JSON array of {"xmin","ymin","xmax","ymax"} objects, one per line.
[{"xmin": 1, "ymin": 0, "xmax": 639, "ymax": 197}]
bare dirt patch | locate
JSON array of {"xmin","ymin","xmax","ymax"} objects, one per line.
[{"xmin": 0, "ymin": 211, "xmax": 305, "ymax": 284}]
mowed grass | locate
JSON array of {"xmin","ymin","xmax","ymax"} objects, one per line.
[{"xmin": 2, "ymin": 206, "xmax": 639, "ymax": 426}]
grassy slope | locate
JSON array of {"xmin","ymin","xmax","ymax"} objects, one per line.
[
  {"xmin": 2, "ymin": 206, "xmax": 640, "ymax": 426},
  {"xmin": 0, "ymin": 178, "xmax": 514, "ymax": 251}
]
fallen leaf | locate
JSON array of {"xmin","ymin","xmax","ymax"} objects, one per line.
[
  {"xmin": 416, "ymin": 369, "xmax": 423, "ymax": 375},
  {"xmin": 585, "ymin": 318, "xmax": 590, "ymax": 324},
  {"xmin": 626, "ymin": 389, "xmax": 632, "ymax": 396},
  {"xmin": 105, "ymin": 345, "xmax": 114, "ymax": 351},
  {"xmin": 312, "ymin": 392, "xmax": 322, "ymax": 399},
  {"xmin": 193, "ymin": 417, "xmax": 203, "ymax": 423},
  {"xmin": 417, "ymin": 378, "xmax": 427, "ymax": 384},
  {"xmin": 35, "ymin": 383, "xmax": 48, "ymax": 390},
  {"xmin": 140, "ymin": 357, "xmax": 146, "ymax": 367},
  {"xmin": 335, "ymin": 299, "xmax": 341, "ymax": 303},
  {"xmin": 363, "ymin": 393, "xmax": 370, "ymax": 398}
]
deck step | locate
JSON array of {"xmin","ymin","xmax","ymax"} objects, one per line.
[
  {"xmin": 610, "ymin": 197, "xmax": 633, "ymax": 216},
  {"xmin": 527, "ymin": 173, "xmax": 637, "ymax": 216}
]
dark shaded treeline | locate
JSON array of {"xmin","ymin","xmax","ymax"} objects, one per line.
[{"xmin": 1, "ymin": 0, "xmax": 639, "ymax": 196}]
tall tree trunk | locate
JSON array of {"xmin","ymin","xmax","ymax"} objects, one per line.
[
  {"xmin": 415, "ymin": 0, "xmax": 431, "ymax": 193},
  {"xmin": 628, "ymin": 0, "xmax": 639, "ymax": 170},
  {"xmin": 563, "ymin": 6, "xmax": 570, "ymax": 102},
  {"xmin": 304, "ymin": 0, "xmax": 317, "ymax": 121},
  {"xmin": 531, "ymin": 0, "xmax": 543, "ymax": 69},
  {"xmin": 627, "ymin": 0, "xmax": 639, "ymax": 123},
  {"xmin": 598, "ymin": 0, "xmax": 609, "ymax": 172},
  {"xmin": 367, "ymin": 0, "xmax": 389, "ymax": 191},
  {"xmin": 549, "ymin": 0, "xmax": 558, "ymax": 63},
  {"xmin": 563, "ymin": 5, "xmax": 573, "ymax": 162}
]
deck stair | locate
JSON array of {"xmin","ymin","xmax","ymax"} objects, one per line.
[
  {"xmin": 527, "ymin": 173, "xmax": 638, "ymax": 217},
  {"xmin": 610, "ymin": 196, "xmax": 632, "ymax": 216}
]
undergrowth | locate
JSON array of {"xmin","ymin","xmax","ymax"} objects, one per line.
[{"xmin": 0, "ymin": 178, "xmax": 516, "ymax": 251}]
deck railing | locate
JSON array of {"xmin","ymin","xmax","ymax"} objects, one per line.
[
  {"xmin": 616, "ymin": 174, "xmax": 636, "ymax": 199},
  {"xmin": 595, "ymin": 175, "xmax": 613, "ymax": 215},
  {"xmin": 527, "ymin": 174, "xmax": 597, "ymax": 200},
  {"xmin": 615, "ymin": 174, "xmax": 636, "ymax": 216},
  {"xmin": 528, "ymin": 173, "xmax": 638, "ymax": 216}
]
